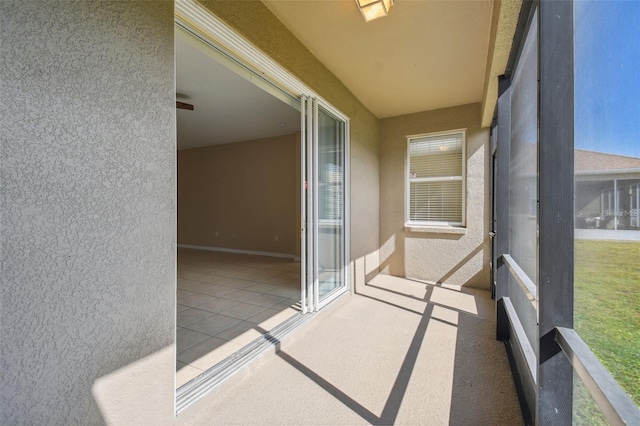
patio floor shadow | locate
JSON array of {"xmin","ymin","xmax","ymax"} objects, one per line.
[{"xmin": 177, "ymin": 274, "xmax": 522, "ymax": 425}]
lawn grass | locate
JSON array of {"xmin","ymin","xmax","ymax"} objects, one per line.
[{"xmin": 574, "ymin": 239, "xmax": 640, "ymax": 406}]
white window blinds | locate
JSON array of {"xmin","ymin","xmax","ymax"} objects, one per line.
[{"xmin": 407, "ymin": 132, "xmax": 464, "ymax": 225}]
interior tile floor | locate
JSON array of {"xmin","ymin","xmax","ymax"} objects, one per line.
[{"xmin": 176, "ymin": 248, "xmax": 301, "ymax": 387}]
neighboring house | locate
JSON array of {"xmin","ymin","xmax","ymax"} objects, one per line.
[
  {"xmin": 508, "ymin": 146, "xmax": 639, "ymax": 242},
  {"xmin": 575, "ymin": 150, "xmax": 640, "ymax": 232}
]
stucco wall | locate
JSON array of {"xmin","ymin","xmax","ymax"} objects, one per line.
[
  {"xmin": 1, "ymin": 1, "xmax": 381, "ymax": 423},
  {"xmin": 178, "ymin": 134, "xmax": 298, "ymax": 255},
  {"xmin": 1, "ymin": 1, "xmax": 176, "ymax": 424},
  {"xmin": 379, "ymin": 103, "xmax": 491, "ymax": 289},
  {"xmin": 199, "ymin": 0, "xmax": 381, "ymax": 289}
]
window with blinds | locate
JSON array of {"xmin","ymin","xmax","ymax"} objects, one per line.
[{"xmin": 406, "ymin": 131, "xmax": 465, "ymax": 226}]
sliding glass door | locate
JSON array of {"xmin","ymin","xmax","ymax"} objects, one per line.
[{"xmin": 301, "ymin": 97, "xmax": 348, "ymax": 313}]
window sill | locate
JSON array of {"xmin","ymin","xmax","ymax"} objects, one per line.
[{"xmin": 404, "ymin": 225, "xmax": 467, "ymax": 235}]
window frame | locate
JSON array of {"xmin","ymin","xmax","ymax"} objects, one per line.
[{"xmin": 404, "ymin": 129, "xmax": 467, "ymax": 228}]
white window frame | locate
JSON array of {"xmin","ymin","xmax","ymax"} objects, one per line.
[{"xmin": 405, "ymin": 129, "xmax": 466, "ymax": 228}]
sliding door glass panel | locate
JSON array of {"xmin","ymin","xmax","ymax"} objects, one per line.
[
  {"xmin": 508, "ymin": 11, "xmax": 539, "ymax": 354},
  {"xmin": 300, "ymin": 96, "xmax": 308, "ymax": 314},
  {"xmin": 573, "ymin": 0, "xmax": 640, "ymax": 412},
  {"xmin": 316, "ymin": 106, "xmax": 346, "ymax": 302}
]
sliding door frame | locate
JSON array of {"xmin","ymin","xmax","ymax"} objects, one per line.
[
  {"xmin": 303, "ymin": 97, "xmax": 351, "ymax": 313},
  {"xmin": 174, "ymin": 0, "xmax": 352, "ymax": 412}
]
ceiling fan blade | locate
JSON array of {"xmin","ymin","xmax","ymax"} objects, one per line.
[{"xmin": 176, "ymin": 101, "xmax": 194, "ymax": 110}]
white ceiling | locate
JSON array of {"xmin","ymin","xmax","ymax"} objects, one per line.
[
  {"xmin": 262, "ymin": 0, "xmax": 494, "ymax": 118},
  {"xmin": 176, "ymin": 38, "xmax": 301, "ymax": 150}
]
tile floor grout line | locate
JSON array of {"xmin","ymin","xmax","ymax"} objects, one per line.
[{"xmin": 176, "ymin": 247, "xmax": 302, "ymax": 387}]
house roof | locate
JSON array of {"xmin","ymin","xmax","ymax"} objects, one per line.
[
  {"xmin": 575, "ymin": 149, "xmax": 640, "ymax": 172},
  {"xmin": 513, "ymin": 146, "xmax": 640, "ymax": 175}
]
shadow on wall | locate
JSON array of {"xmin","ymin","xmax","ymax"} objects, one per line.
[
  {"xmin": 435, "ymin": 242, "xmax": 485, "ymax": 284},
  {"xmin": 378, "ymin": 231, "xmax": 463, "ymax": 273},
  {"xmin": 351, "ymin": 250, "xmax": 381, "ymax": 293},
  {"xmin": 378, "ymin": 104, "xmax": 493, "ymax": 289},
  {"xmin": 378, "ymin": 232, "xmax": 489, "ymax": 288}
]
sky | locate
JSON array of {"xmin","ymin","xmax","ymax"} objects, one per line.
[{"xmin": 574, "ymin": 0, "xmax": 640, "ymax": 159}]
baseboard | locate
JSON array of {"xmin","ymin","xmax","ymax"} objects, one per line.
[{"xmin": 177, "ymin": 243, "xmax": 296, "ymax": 260}]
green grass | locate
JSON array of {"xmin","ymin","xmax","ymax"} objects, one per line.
[
  {"xmin": 574, "ymin": 240, "xmax": 640, "ymax": 407},
  {"xmin": 573, "ymin": 375, "xmax": 609, "ymax": 426}
]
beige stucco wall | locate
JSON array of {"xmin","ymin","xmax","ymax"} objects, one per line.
[
  {"xmin": 199, "ymin": 0, "xmax": 381, "ymax": 290},
  {"xmin": 379, "ymin": 103, "xmax": 491, "ymax": 289},
  {"xmin": 1, "ymin": 1, "xmax": 176, "ymax": 424},
  {"xmin": 0, "ymin": 1, "xmax": 387, "ymax": 423},
  {"xmin": 178, "ymin": 134, "xmax": 298, "ymax": 256}
]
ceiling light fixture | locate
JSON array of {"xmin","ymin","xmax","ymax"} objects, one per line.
[{"xmin": 356, "ymin": 0, "xmax": 393, "ymax": 22}]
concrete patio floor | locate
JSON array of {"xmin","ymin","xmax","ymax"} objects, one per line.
[{"xmin": 177, "ymin": 274, "xmax": 522, "ymax": 425}]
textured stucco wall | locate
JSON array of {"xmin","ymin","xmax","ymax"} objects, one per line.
[
  {"xmin": 1, "ymin": 1, "xmax": 176, "ymax": 424},
  {"xmin": 178, "ymin": 134, "xmax": 298, "ymax": 255},
  {"xmin": 379, "ymin": 104, "xmax": 491, "ymax": 289},
  {"xmin": 199, "ymin": 0, "xmax": 381, "ymax": 289}
]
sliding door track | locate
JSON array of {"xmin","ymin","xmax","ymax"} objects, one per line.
[{"xmin": 175, "ymin": 312, "xmax": 310, "ymax": 414}]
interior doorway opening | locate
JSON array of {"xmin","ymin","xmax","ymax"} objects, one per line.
[
  {"xmin": 173, "ymin": 8, "xmax": 350, "ymax": 398},
  {"xmin": 175, "ymin": 26, "xmax": 303, "ymax": 388}
]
